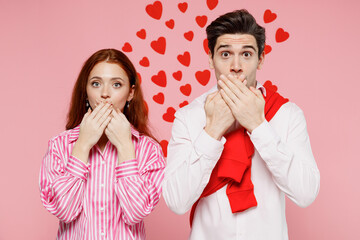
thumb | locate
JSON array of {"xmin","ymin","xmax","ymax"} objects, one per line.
[{"xmin": 205, "ymin": 91, "xmax": 217, "ymax": 105}]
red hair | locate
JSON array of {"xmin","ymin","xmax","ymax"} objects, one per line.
[{"xmin": 66, "ymin": 49, "xmax": 155, "ymax": 139}]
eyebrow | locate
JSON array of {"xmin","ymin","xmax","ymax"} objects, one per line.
[
  {"xmin": 216, "ymin": 44, "xmax": 257, "ymax": 52},
  {"xmin": 89, "ymin": 76, "xmax": 125, "ymax": 81}
]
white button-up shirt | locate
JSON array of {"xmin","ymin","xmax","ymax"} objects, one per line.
[{"xmin": 163, "ymin": 83, "xmax": 320, "ymax": 240}]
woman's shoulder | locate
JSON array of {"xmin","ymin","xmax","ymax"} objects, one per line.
[{"xmin": 48, "ymin": 126, "xmax": 80, "ymax": 143}]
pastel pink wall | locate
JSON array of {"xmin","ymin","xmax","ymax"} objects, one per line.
[{"xmin": 0, "ymin": 0, "xmax": 359, "ymax": 239}]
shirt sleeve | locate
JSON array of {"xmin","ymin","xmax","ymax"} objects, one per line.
[
  {"xmin": 162, "ymin": 108, "xmax": 225, "ymax": 215},
  {"xmin": 250, "ymin": 104, "xmax": 320, "ymax": 207},
  {"xmin": 39, "ymin": 139, "xmax": 88, "ymax": 223},
  {"xmin": 114, "ymin": 140, "xmax": 165, "ymax": 225}
]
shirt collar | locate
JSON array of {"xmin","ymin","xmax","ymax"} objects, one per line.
[
  {"xmin": 68, "ymin": 124, "xmax": 140, "ymax": 143},
  {"xmin": 256, "ymin": 81, "xmax": 267, "ymax": 97}
]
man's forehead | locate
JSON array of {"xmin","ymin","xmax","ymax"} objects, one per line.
[{"xmin": 215, "ymin": 34, "xmax": 257, "ymax": 49}]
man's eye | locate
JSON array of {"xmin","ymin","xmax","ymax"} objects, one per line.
[
  {"xmin": 92, "ymin": 82, "xmax": 100, "ymax": 87},
  {"xmin": 243, "ymin": 52, "xmax": 252, "ymax": 57},
  {"xmin": 113, "ymin": 83, "xmax": 121, "ymax": 88},
  {"xmin": 221, "ymin": 52, "xmax": 230, "ymax": 58}
]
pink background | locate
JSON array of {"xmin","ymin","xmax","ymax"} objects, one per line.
[{"xmin": 1, "ymin": 0, "xmax": 359, "ymax": 239}]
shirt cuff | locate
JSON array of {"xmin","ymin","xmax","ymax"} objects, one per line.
[
  {"xmin": 249, "ymin": 120, "xmax": 280, "ymax": 152},
  {"xmin": 193, "ymin": 129, "xmax": 225, "ymax": 159},
  {"xmin": 115, "ymin": 159, "xmax": 139, "ymax": 179},
  {"xmin": 66, "ymin": 155, "xmax": 89, "ymax": 181}
]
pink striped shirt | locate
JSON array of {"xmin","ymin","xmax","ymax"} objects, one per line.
[{"xmin": 39, "ymin": 126, "xmax": 165, "ymax": 240}]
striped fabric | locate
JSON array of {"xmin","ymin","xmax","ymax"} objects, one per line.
[{"xmin": 39, "ymin": 126, "xmax": 165, "ymax": 240}]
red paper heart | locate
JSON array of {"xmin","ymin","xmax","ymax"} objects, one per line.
[
  {"xmin": 163, "ymin": 107, "xmax": 176, "ymax": 122},
  {"xmin": 160, "ymin": 140, "xmax": 168, "ymax": 157},
  {"xmin": 165, "ymin": 19, "xmax": 175, "ymax": 29},
  {"xmin": 206, "ymin": 0, "xmax": 218, "ymax": 10},
  {"xmin": 178, "ymin": 2, "xmax": 188, "ymax": 13},
  {"xmin": 195, "ymin": 70, "xmax": 210, "ymax": 86},
  {"xmin": 146, "ymin": 1, "xmax": 162, "ymax": 20},
  {"xmin": 172, "ymin": 71, "xmax": 182, "ymax": 81},
  {"xmin": 136, "ymin": 29, "xmax": 146, "ymax": 39},
  {"xmin": 177, "ymin": 51, "xmax": 190, "ymax": 67},
  {"xmin": 203, "ymin": 39, "xmax": 210, "ymax": 54},
  {"xmin": 151, "ymin": 70, "xmax": 167, "ymax": 87},
  {"xmin": 184, "ymin": 31, "xmax": 194, "ymax": 41},
  {"xmin": 264, "ymin": 44, "xmax": 272, "ymax": 54},
  {"xmin": 179, "ymin": 101, "xmax": 189, "ymax": 108},
  {"xmin": 180, "ymin": 84, "xmax": 191, "ymax": 96},
  {"xmin": 196, "ymin": 15, "xmax": 207, "ymax": 28},
  {"xmin": 139, "ymin": 57, "xmax": 150, "ymax": 67},
  {"xmin": 153, "ymin": 92, "xmax": 164, "ymax": 104},
  {"xmin": 122, "ymin": 42, "xmax": 132, "ymax": 52},
  {"xmin": 137, "ymin": 72, "xmax": 142, "ymax": 84},
  {"xmin": 276, "ymin": 28, "xmax": 289, "ymax": 42},
  {"xmin": 151, "ymin": 37, "xmax": 166, "ymax": 54},
  {"xmin": 263, "ymin": 9, "xmax": 277, "ymax": 23}
]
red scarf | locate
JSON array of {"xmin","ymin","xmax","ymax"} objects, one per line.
[{"xmin": 190, "ymin": 81, "xmax": 289, "ymax": 226}]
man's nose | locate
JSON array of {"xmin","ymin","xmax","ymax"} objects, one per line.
[{"xmin": 230, "ymin": 57, "xmax": 242, "ymax": 73}]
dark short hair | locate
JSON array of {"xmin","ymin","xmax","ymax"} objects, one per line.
[{"xmin": 206, "ymin": 9, "xmax": 265, "ymax": 58}]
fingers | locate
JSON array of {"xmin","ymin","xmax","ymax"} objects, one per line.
[
  {"xmin": 99, "ymin": 114, "xmax": 112, "ymax": 130},
  {"xmin": 93, "ymin": 102, "xmax": 112, "ymax": 122},
  {"xmin": 250, "ymin": 86, "xmax": 264, "ymax": 99},
  {"xmin": 219, "ymin": 88, "xmax": 236, "ymax": 110},
  {"xmin": 205, "ymin": 91, "xmax": 218, "ymax": 106}
]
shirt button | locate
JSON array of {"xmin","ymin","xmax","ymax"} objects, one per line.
[
  {"xmin": 100, "ymin": 207, "xmax": 105, "ymax": 211},
  {"xmin": 100, "ymin": 183, "xmax": 104, "ymax": 187},
  {"xmin": 101, "ymin": 232, "xmax": 105, "ymax": 236},
  {"xmin": 101, "ymin": 161, "xmax": 105, "ymax": 164}
]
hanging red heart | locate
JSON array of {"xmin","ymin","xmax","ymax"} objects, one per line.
[
  {"xmin": 184, "ymin": 31, "xmax": 194, "ymax": 41},
  {"xmin": 163, "ymin": 107, "xmax": 176, "ymax": 122},
  {"xmin": 160, "ymin": 140, "xmax": 168, "ymax": 157},
  {"xmin": 151, "ymin": 70, "xmax": 167, "ymax": 87},
  {"xmin": 139, "ymin": 57, "xmax": 150, "ymax": 67},
  {"xmin": 145, "ymin": 1, "xmax": 162, "ymax": 20},
  {"xmin": 177, "ymin": 51, "xmax": 191, "ymax": 67},
  {"xmin": 196, "ymin": 15, "xmax": 207, "ymax": 28},
  {"xmin": 178, "ymin": 2, "xmax": 188, "ymax": 13},
  {"xmin": 153, "ymin": 92, "xmax": 165, "ymax": 104},
  {"xmin": 136, "ymin": 29, "xmax": 146, "ymax": 39},
  {"xmin": 122, "ymin": 42, "xmax": 132, "ymax": 52},
  {"xmin": 264, "ymin": 44, "xmax": 272, "ymax": 54},
  {"xmin": 195, "ymin": 70, "xmax": 211, "ymax": 86},
  {"xmin": 206, "ymin": 0, "xmax": 218, "ymax": 10},
  {"xmin": 263, "ymin": 9, "xmax": 277, "ymax": 23},
  {"xmin": 179, "ymin": 101, "xmax": 189, "ymax": 108},
  {"xmin": 180, "ymin": 84, "xmax": 191, "ymax": 96},
  {"xmin": 151, "ymin": 37, "xmax": 166, "ymax": 54},
  {"xmin": 275, "ymin": 28, "xmax": 289, "ymax": 42},
  {"xmin": 165, "ymin": 19, "xmax": 175, "ymax": 29},
  {"xmin": 172, "ymin": 71, "xmax": 182, "ymax": 81},
  {"xmin": 203, "ymin": 39, "xmax": 210, "ymax": 54}
]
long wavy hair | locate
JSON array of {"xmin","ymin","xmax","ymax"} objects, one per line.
[{"xmin": 66, "ymin": 48, "xmax": 154, "ymax": 139}]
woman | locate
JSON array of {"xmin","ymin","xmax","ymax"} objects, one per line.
[{"xmin": 39, "ymin": 49, "xmax": 165, "ymax": 239}]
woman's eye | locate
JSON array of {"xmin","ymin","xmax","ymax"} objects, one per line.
[
  {"xmin": 113, "ymin": 82, "xmax": 121, "ymax": 88},
  {"xmin": 91, "ymin": 82, "xmax": 100, "ymax": 87},
  {"xmin": 221, "ymin": 52, "xmax": 230, "ymax": 58}
]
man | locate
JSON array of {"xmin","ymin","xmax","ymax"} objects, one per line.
[{"xmin": 162, "ymin": 9, "xmax": 320, "ymax": 240}]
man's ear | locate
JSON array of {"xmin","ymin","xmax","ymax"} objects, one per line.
[
  {"xmin": 208, "ymin": 51, "xmax": 214, "ymax": 69},
  {"xmin": 257, "ymin": 50, "xmax": 265, "ymax": 70}
]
